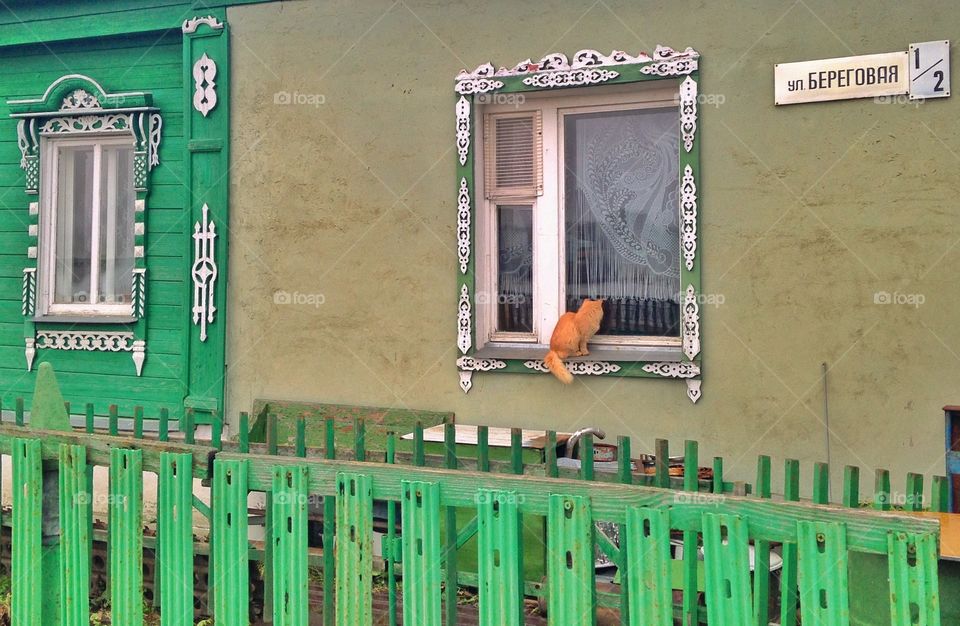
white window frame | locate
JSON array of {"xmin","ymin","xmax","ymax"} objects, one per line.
[
  {"xmin": 476, "ymin": 82, "xmax": 682, "ymax": 352},
  {"xmin": 38, "ymin": 133, "xmax": 136, "ymax": 319}
]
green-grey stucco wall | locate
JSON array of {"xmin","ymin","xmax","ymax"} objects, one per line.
[{"xmin": 225, "ymin": 0, "xmax": 960, "ymax": 499}]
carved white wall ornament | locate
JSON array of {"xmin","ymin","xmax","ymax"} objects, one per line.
[
  {"xmin": 456, "ymin": 46, "xmax": 698, "ymax": 80},
  {"xmin": 149, "ymin": 113, "xmax": 162, "ymax": 168},
  {"xmin": 456, "ymin": 356, "xmax": 507, "ymax": 372},
  {"xmin": 24, "ymin": 338, "xmax": 35, "ymax": 371},
  {"xmin": 182, "ymin": 15, "xmax": 224, "ymax": 34},
  {"xmin": 36, "ymin": 331, "xmax": 135, "ymax": 352},
  {"xmin": 457, "ymin": 178, "xmax": 471, "ymax": 274},
  {"xmin": 683, "ymin": 284, "xmax": 701, "ymax": 360},
  {"xmin": 681, "ymin": 165, "xmax": 697, "ymax": 271},
  {"xmin": 192, "ymin": 53, "xmax": 218, "ymax": 117},
  {"xmin": 192, "ymin": 204, "xmax": 218, "ymax": 342},
  {"xmin": 42, "ymin": 113, "xmax": 130, "ymax": 134},
  {"xmin": 686, "ymin": 379, "xmax": 702, "ymax": 404},
  {"xmin": 61, "ymin": 89, "xmax": 101, "ymax": 110},
  {"xmin": 456, "ymin": 356, "xmax": 507, "ymax": 394},
  {"xmin": 679, "ymin": 76, "xmax": 697, "ymax": 152},
  {"xmin": 457, "ymin": 283, "xmax": 472, "ymax": 354},
  {"xmin": 21, "ymin": 268, "xmax": 35, "ymax": 316},
  {"xmin": 522, "ymin": 68, "xmax": 619, "ymax": 89},
  {"xmin": 639, "ymin": 58, "xmax": 699, "ymax": 77},
  {"xmin": 523, "ymin": 360, "xmax": 621, "ymax": 376},
  {"xmin": 641, "ymin": 361, "xmax": 701, "ymax": 378},
  {"xmin": 456, "ymin": 96, "xmax": 470, "ymax": 166},
  {"xmin": 454, "ymin": 78, "xmax": 504, "ymax": 95},
  {"xmin": 132, "ymin": 341, "xmax": 146, "ymax": 377}
]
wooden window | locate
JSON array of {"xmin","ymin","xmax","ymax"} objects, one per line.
[
  {"xmin": 39, "ymin": 135, "xmax": 136, "ymax": 318},
  {"xmin": 476, "ymin": 84, "xmax": 682, "ymax": 351}
]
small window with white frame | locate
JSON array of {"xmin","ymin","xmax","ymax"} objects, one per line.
[
  {"xmin": 39, "ymin": 135, "xmax": 136, "ymax": 318},
  {"xmin": 476, "ymin": 82, "xmax": 682, "ymax": 353}
]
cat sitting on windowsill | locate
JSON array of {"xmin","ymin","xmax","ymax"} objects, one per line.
[{"xmin": 543, "ymin": 299, "xmax": 604, "ymax": 384}]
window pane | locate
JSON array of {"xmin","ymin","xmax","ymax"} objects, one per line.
[
  {"xmin": 496, "ymin": 204, "xmax": 533, "ymax": 333},
  {"xmin": 54, "ymin": 146, "xmax": 95, "ymax": 304},
  {"xmin": 98, "ymin": 145, "xmax": 135, "ymax": 304},
  {"xmin": 564, "ymin": 107, "xmax": 680, "ymax": 337}
]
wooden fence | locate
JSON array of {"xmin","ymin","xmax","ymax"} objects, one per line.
[{"xmin": 0, "ymin": 374, "xmax": 946, "ymax": 625}]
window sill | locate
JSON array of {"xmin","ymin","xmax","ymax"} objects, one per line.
[
  {"xmin": 475, "ymin": 343, "xmax": 682, "ymax": 362},
  {"xmin": 33, "ymin": 315, "xmax": 137, "ymax": 325}
]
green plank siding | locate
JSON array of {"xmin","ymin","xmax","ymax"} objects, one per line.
[{"xmin": 0, "ymin": 30, "xmax": 189, "ymax": 420}]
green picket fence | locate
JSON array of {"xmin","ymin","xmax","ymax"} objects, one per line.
[{"xmin": 0, "ymin": 412, "xmax": 944, "ymax": 626}]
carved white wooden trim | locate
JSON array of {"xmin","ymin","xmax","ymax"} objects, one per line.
[
  {"xmin": 456, "ymin": 96, "xmax": 470, "ymax": 166},
  {"xmin": 457, "ymin": 178, "xmax": 471, "ymax": 274},
  {"xmin": 641, "ymin": 361, "xmax": 701, "ymax": 378},
  {"xmin": 523, "ymin": 360, "xmax": 621, "ymax": 375},
  {"xmin": 192, "ymin": 53, "xmax": 218, "ymax": 117},
  {"xmin": 456, "ymin": 356, "xmax": 508, "ymax": 394},
  {"xmin": 457, "ymin": 45, "xmax": 698, "ymax": 79},
  {"xmin": 21, "ymin": 268, "xmax": 35, "ymax": 316},
  {"xmin": 681, "ymin": 165, "xmax": 697, "ymax": 271},
  {"xmin": 456, "ymin": 356, "xmax": 507, "ymax": 371},
  {"xmin": 639, "ymin": 47, "xmax": 700, "ymax": 76},
  {"xmin": 454, "ymin": 78, "xmax": 504, "ymax": 95},
  {"xmin": 36, "ymin": 331, "xmax": 134, "ymax": 351},
  {"xmin": 521, "ymin": 68, "xmax": 619, "ymax": 89},
  {"xmin": 24, "ymin": 338, "xmax": 35, "ymax": 371},
  {"xmin": 61, "ymin": 89, "xmax": 101, "ymax": 110},
  {"xmin": 41, "ymin": 113, "xmax": 130, "ymax": 134},
  {"xmin": 679, "ymin": 76, "xmax": 697, "ymax": 152},
  {"xmin": 149, "ymin": 113, "xmax": 162, "ymax": 168},
  {"xmin": 686, "ymin": 379, "xmax": 702, "ymax": 403},
  {"xmin": 682, "ymin": 284, "xmax": 700, "ymax": 360},
  {"xmin": 192, "ymin": 204, "xmax": 218, "ymax": 342},
  {"xmin": 457, "ymin": 283, "xmax": 471, "ymax": 354},
  {"xmin": 132, "ymin": 340, "xmax": 146, "ymax": 376},
  {"xmin": 182, "ymin": 15, "xmax": 224, "ymax": 34}
]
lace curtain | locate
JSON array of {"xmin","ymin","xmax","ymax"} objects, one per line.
[{"xmin": 564, "ymin": 107, "xmax": 680, "ymax": 337}]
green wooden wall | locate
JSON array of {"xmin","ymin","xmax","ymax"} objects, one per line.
[{"xmin": 0, "ymin": 31, "xmax": 187, "ymax": 419}]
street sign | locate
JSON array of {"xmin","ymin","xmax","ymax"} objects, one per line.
[{"xmin": 775, "ymin": 51, "xmax": 908, "ymax": 105}]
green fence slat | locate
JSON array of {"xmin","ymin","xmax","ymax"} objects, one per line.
[
  {"xmin": 888, "ymin": 532, "xmax": 941, "ymax": 626},
  {"xmin": 476, "ymin": 489, "xmax": 523, "ymax": 626},
  {"xmin": 213, "ymin": 459, "xmax": 250, "ymax": 626},
  {"xmin": 12, "ymin": 438, "xmax": 42, "ymax": 626},
  {"xmin": 781, "ymin": 459, "xmax": 801, "ymax": 626},
  {"xmin": 274, "ymin": 465, "xmax": 310, "ymax": 626},
  {"xmin": 625, "ymin": 507, "xmax": 671, "ymax": 626},
  {"xmin": 110, "ymin": 448, "xmax": 144, "ymax": 626},
  {"xmin": 59, "ymin": 444, "xmax": 90, "ymax": 626},
  {"xmin": 158, "ymin": 452, "xmax": 194, "ymax": 626},
  {"xmin": 702, "ymin": 512, "xmax": 752, "ymax": 626},
  {"xmin": 336, "ymin": 472, "xmax": 373, "ymax": 626},
  {"xmin": 797, "ymin": 521, "xmax": 849, "ymax": 626},
  {"xmin": 401, "ymin": 480, "xmax": 442, "ymax": 626},
  {"xmin": 547, "ymin": 493, "xmax": 595, "ymax": 626}
]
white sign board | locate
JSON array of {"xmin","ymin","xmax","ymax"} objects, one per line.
[
  {"xmin": 775, "ymin": 51, "xmax": 908, "ymax": 105},
  {"xmin": 909, "ymin": 40, "xmax": 950, "ymax": 99}
]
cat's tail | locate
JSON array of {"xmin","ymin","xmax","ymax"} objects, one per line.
[{"xmin": 544, "ymin": 350, "xmax": 573, "ymax": 384}]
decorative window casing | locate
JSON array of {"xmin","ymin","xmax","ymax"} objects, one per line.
[
  {"xmin": 8, "ymin": 75, "xmax": 163, "ymax": 376},
  {"xmin": 454, "ymin": 46, "xmax": 702, "ymax": 402}
]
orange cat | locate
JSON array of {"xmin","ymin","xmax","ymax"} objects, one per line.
[{"xmin": 544, "ymin": 299, "xmax": 604, "ymax": 384}]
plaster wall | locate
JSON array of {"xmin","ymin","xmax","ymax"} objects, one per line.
[{"xmin": 225, "ymin": 0, "xmax": 960, "ymax": 497}]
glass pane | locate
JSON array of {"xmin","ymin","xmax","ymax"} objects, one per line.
[
  {"xmin": 54, "ymin": 146, "xmax": 95, "ymax": 304},
  {"xmin": 564, "ymin": 107, "xmax": 680, "ymax": 337},
  {"xmin": 496, "ymin": 204, "xmax": 533, "ymax": 333},
  {"xmin": 98, "ymin": 145, "xmax": 135, "ymax": 304}
]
